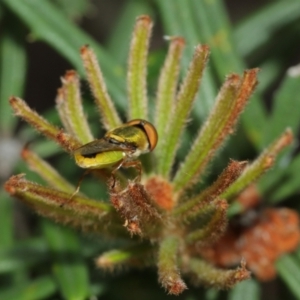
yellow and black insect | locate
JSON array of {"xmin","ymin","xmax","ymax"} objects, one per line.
[{"xmin": 73, "ymin": 119, "xmax": 158, "ymax": 186}]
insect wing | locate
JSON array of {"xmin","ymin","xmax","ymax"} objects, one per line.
[
  {"xmin": 75, "ymin": 138, "xmax": 125, "ymax": 156},
  {"xmin": 73, "ymin": 139, "xmax": 126, "ymax": 169}
]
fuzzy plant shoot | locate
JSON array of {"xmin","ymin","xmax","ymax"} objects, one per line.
[{"xmin": 5, "ymin": 15, "xmax": 298, "ymax": 296}]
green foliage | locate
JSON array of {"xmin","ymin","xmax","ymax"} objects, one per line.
[{"xmin": 1, "ymin": 0, "xmax": 300, "ymax": 299}]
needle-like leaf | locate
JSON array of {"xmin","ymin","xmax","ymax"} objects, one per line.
[{"xmin": 127, "ymin": 15, "xmax": 153, "ymax": 120}]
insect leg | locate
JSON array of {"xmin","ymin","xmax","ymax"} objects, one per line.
[
  {"xmin": 110, "ymin": 159, "xmax": 125, "ymax": 189},
  {"xmin": 122, "ymin": 160, "xmax": 142, "ymax": 182},
  {"xmin": 67, "ymin": 169, "xmax": 92, "ymax": 203}
]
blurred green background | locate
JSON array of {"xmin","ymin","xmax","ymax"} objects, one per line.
[{"xmin": 1, "ymin": 0, "xmax": 300, "ymax": 299}]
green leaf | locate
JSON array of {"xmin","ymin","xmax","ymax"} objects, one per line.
[
  {"xmin": 80, "ymin": 46, "xmax": 122, "ymax": 130},
  {"xmin": 127, "ymin": 15, "xmax": 152, "ymax": 120},
  {"xmin": 2, "ymin": 0, "xmax": 126, "ymax": 110},
  {"xmin": 107, "ymin": 0, "xmax": 153, "ymax": 64},
  {"xmin": 157, "ymin": 236, "xmax": 187, "ymax": 294},
  {"xmin": 157, "ymin": 45, "xmax": 209, "ymax": 178},
  {"xmin": 0, "ymin": 238, "xmax": 48, "ymax": 273},
  {"xmin": 222, "ymin": 129, "xmax": 292, "ymax": 201},
  {"xmin": 174, "ymin": 70, "xmax": 257, "ymax": 191},
  {"xmin": 228, "ymin": 279, "xmax": 260, "ymax": 300},
  {"xmin": 96, "ymin": 244, "xmax": 152, "ymax": 269},
  {"xmin": 189, "ymin": 0, "xmax": 267, "ymax": 149},
  {"xmin": 258, "ymin": 72, "xmax": 300, "ymax": 200},
  {"xmin": 263, "ymin": 72, "xmax": 300, "ymax": 145},
  {"xmin": 0, "ymin": 191, "xmax": 14, "ymax": 249},
  {"xmin": 58, "ymin": 71, "xmax": 94, "ymax": 144},
  {"xmin": 267, "ymin": 154, "xmax": 300, "ymax": 203},
  {"xmin": 205, "ymin": 288, "xmax": 219, "ymax": 300},
  {"xmin": 155, "ymin": 0, "xmax": 217, "ymax": 120},
  {"xmin": 277, "ymin": 254, "xmax": 300, "ymax": 300},
  {"xmin": 256, "ymin": 58, "xmax": 285, "ymax": 93},
  {"xmin": 189, "ymin": 0, "xmax": 243, "ymax": 77},
  {"xmin": 28, "ymin": 139, "xmax": 61, "ymax": 158},
  {"xmin": 154, "ymin": 37, "xmax": 185, "ymax": 143},
  {"xmin": 156, "ymin": 0, "xmax": 267, "ymax": 148},
  {"xmin": 0, "ymin": 276, "xmax": 56, "ymax": 300},
  {"xmin": 10, "ymin": 97, "xmax": 81, "ymax": 152},
  {"xmin": 21, "ymin": 148, "xmax": 76, "ymax": 194},
  {"xmin": 0, "ymin": 14, "xmax": 27, "ymax": 134},
  {"xmin": 181, "ymin": 0, "xmax": 267, "ymax": 148},
  {"xmin": 42, "ymin": 221, "xmax": 91, "ymax": 300},
  {"xmin": 53, "ymin": 0, "xmax": 91, "ymax": 20},
  {"xmin": 234, "ymin": 1, "xmax": 300, "ymax": 58}
]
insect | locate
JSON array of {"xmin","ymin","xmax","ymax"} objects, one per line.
[{"xmin": 72, "ymin": 119, "xmax": 158, "ymax": 191}]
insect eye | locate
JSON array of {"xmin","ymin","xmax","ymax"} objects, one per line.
[
  {"xmin": 143, "ymin": 122, "xmax": 158, "ymax": 151},
  {"xmin": 125, "ymin": 119, "xmax": 158, "ymax": 151}
]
